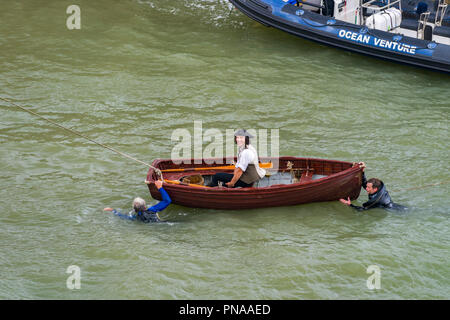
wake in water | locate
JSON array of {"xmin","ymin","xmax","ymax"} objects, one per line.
[{"xmin": 136, "ymin": 0, "xmax": 247, "ymax": 28}]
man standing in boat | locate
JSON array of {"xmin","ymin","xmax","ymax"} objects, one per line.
[
  {"xmin": 208, "ymin": 129, "xmax": 266, "ymax": 188},
  {"xmin": 339, "ymin": 163, "xmax": 406, "ymax": 211},
  {"xmin": 103, "ymin": 180, "xmax": 171, "ymax": 222}
]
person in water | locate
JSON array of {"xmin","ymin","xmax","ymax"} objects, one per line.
[
  {"xmin": 103, "ymin": 180, "xmax": 171, "ymax": 222},
  {"xmin": 208, "ymin": 129, "xmax": 266, "ymax": 188},
  {"xmin": 339, "ymin": 163, "xmax": 406, "ymax": 211}
]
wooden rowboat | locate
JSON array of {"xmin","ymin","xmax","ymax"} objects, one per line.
[{"xmin": 146, "ymin": 156, "xmax": 364, "ymax": 210}]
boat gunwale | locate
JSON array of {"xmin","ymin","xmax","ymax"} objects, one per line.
[{"xmin": 146, "ymin": 156, "xmax": 362, "ymax": 193}]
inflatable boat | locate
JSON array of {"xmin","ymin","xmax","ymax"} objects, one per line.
[
  {"xmin": 229, "ymin": 0, "xmax": 450, "ymax": 72},
  {"xmin": 146, "ymin": 156, "xmax": 364, "ymax": 210}
]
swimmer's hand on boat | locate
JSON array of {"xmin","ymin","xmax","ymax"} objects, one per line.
[
  {"xmin": 144, "ymin": 179, "xmax": 163, "ymax": 189},
  {"xmin": 354, "ymin": 162, "xmax": 366, "ymax": 171}
]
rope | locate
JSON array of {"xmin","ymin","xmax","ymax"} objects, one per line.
[
  {"xmin": 391, "ymin": 178, "xmax": 450, "ymax": 192},
  {"xmin": 0, "ymin": 96, "xmax": 163, "ymax": 180}
]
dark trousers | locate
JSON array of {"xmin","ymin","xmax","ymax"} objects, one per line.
[{"xmin": 208, "ymin": 173, "xmax": 253, "ymax": 188}]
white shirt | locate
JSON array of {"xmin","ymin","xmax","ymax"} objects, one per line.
[{"xmin": 235, "ymin": 144, "xmax": 266, "ymax": 178}]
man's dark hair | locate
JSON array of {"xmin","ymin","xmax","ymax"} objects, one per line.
[{"xmin": 367, "ymin": 178, "xmax": 382, "ymax": 190}]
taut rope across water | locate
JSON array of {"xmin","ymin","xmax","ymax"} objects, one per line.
[
  {"xmin": 391, "ymin": 179, "xmax": 450, "ymax": 193},
  {"xmin": 0, "ymin": 96, "xmax": 163, "ymax": 179}
]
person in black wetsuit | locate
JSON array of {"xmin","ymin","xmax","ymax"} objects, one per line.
[
  {"xmin": 103, "ymin": 180, "xmax": 171, "ymax": 222},
  {"xmin": 339, "ymin": 163, "xmax": 407, "ymax": 211}
]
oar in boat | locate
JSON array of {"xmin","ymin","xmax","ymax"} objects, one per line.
[
  {"xmin": 160, "ymin": 162, "xmax": 273, "ymax": 173},
  {"xmin": 163, "ymin": 179, "xmax": 211, "ymax": 188},
  {"xmin": 145, "ymin": 179, "xmax": 211, "ymax": 188}
]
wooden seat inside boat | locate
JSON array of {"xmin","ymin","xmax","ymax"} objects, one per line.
[{"xmin": 299, "ymin": 169, "xmax": 314, "ymax": 183}]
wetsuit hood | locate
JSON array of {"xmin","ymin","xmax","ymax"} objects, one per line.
[{"xmin": 363, "ymin": 181, "xmax": 393, "ymax": 209}]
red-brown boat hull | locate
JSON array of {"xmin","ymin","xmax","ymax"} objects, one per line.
[{"xmin": 146, "ymin": 157, "xmax": 363, "ymax": 210}]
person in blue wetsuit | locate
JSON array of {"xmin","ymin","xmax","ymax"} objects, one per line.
[
  {"xmin": 339, "ymin": 162, "xmax": 407, "ymax": 211},
  {"xmin": 103, "ymin": 180, "xmax": 171, "ymax": 222}
]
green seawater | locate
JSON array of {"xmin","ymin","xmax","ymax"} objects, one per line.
[{"xmin": 0, "ymin": 0, "xmax": 448, "ymax": 299}]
